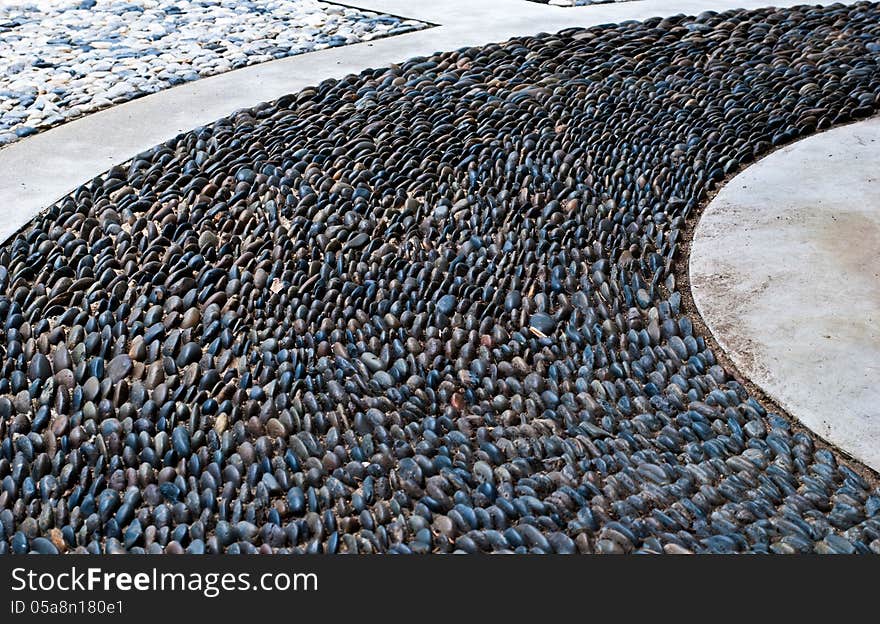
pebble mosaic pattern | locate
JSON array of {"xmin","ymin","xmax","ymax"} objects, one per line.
[
  {"xmin": 0, "ymin": 0, "xmax": 428, "ymax": 146},
  {"xmin": 2, "ymin": 3, "xmax": 880, "ymax": 555}
]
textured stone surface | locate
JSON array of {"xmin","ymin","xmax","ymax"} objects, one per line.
[
  {"xmin": 0, "ymin": 0, "xmax": 427, "ymax": 146},
  {"xmin": 1, "ymin": 3, "xmax": 880, "ymax": 554}
]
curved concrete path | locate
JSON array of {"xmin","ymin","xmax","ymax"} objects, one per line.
[
  {"xmin": 0, "ymin": 0, "xmax": 867, "ymax": 243},
  {"xmin": 690, "ymin": 117, "xmax": 880, "ymax": 472}
]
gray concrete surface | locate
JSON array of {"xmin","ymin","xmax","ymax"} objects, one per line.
[
  {"xmin": 690, "ymin": 117, "xmax": 880, "ymax": 472},
  {"xmin": 0, "ymin": 0, "xmax": 867, "ymax": 243}
]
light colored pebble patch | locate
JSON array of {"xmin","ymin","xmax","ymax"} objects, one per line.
[{"xmin": 0, "ymin": 0, "xmax": 427, "ymax": 146}]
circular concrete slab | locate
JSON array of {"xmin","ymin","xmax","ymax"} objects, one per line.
[{"xmin": 690, "ymin": 117, "xmax": 880, "ymax": 472}]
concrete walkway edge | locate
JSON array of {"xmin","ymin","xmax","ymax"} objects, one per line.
[
  {"xmin": 690, "ymin": 117, "xmax": 880, "ymax": 472},
  {"xmin": 0, "ymin": 0, "xmax": 867, "ymax": 243}
]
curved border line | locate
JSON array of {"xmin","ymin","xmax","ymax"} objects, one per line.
[
  {"xmin": 0, "ymin": 0, "xmax": 867, "ymax": 245},
  {"xmin": 684, "ymin": 116, "xmax": 880, "ymax": 482}
]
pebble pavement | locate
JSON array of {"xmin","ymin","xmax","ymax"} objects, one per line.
[
  {"xmin": 2, "ymin": 2, "xmax": 880, "ymax": 555},
  {"xmin": 0, "ymin": 0, "xmax": 428, "ymax": 147}
]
